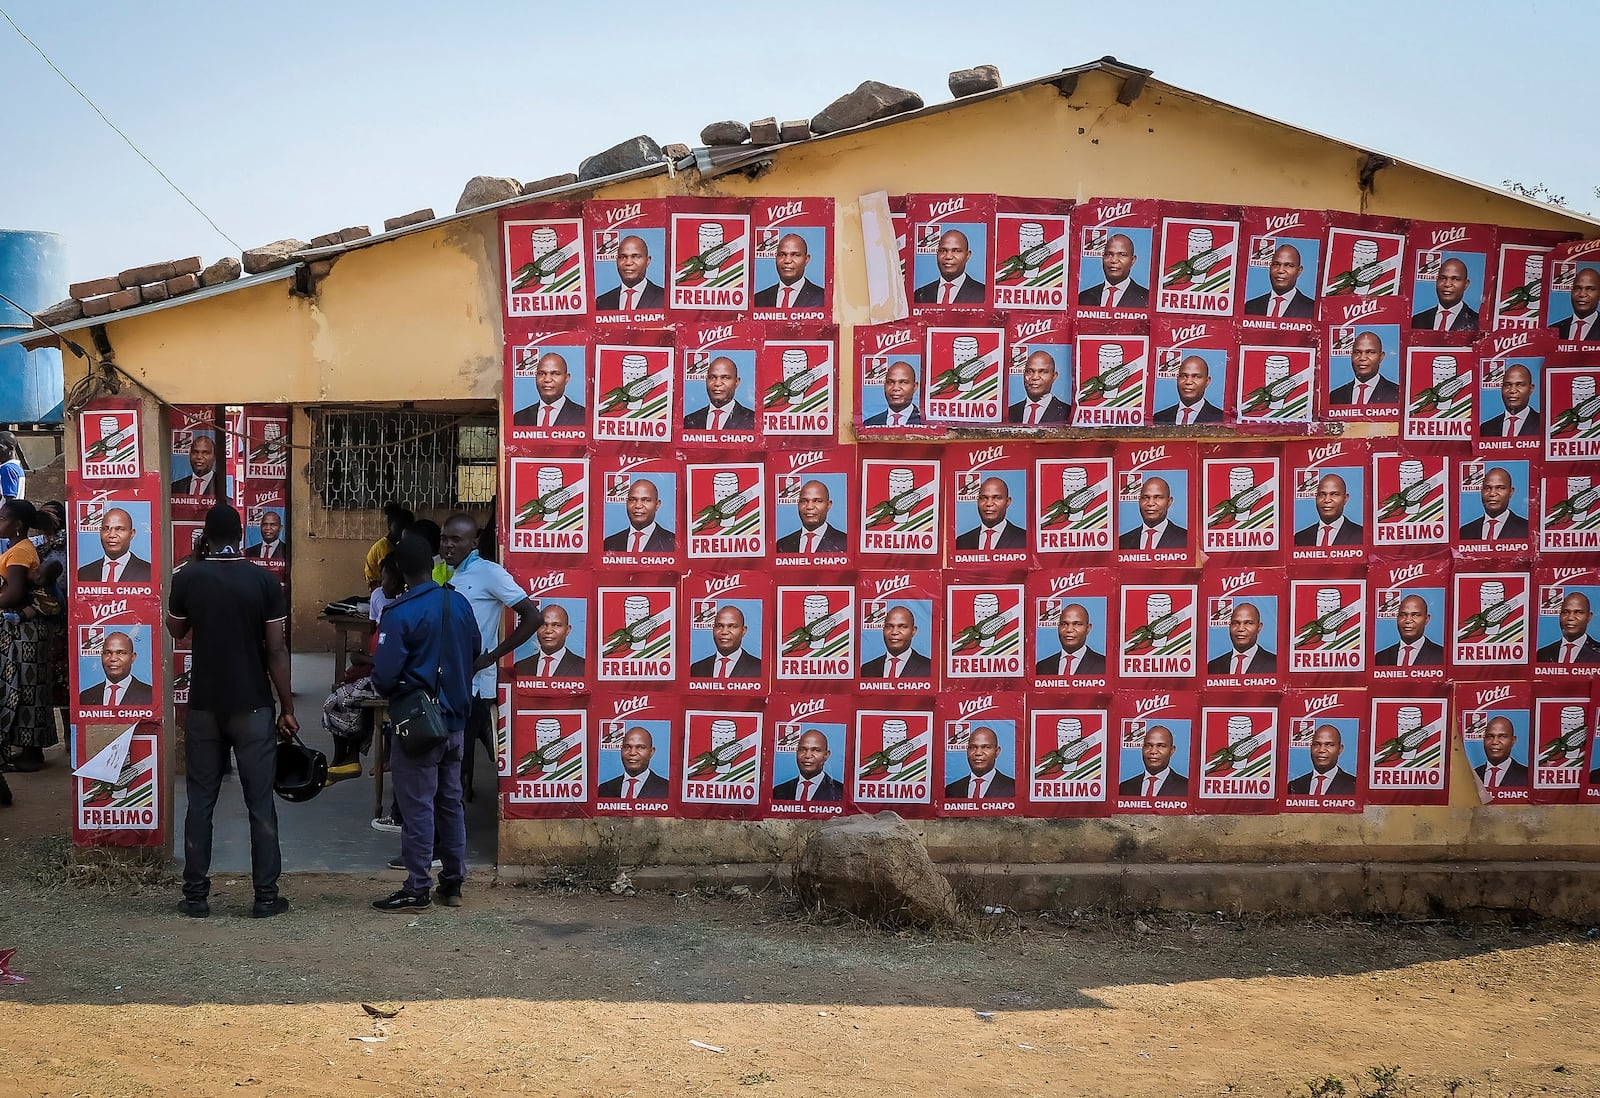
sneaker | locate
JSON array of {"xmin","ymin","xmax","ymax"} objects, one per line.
[
  {"xmin": 252, "ymin": 896, "xmax": 290, "ymax": 919},
  {"xmin": 387, "ymin": 855, "xmax": 444, "ymax": 871},
  {"xmin": 371, "ymin": 815, "xmax": 402, "ymax": 833},
  {"xmin": 373, "ymin": 889, "xmax": 431, "ymax": 912},
  {"xmin": 436, "ymin": 882, "xmax": 462, "ymax": 907},
  {"xmin": 177, "ymin": 897, "xmax": 210, "ymax": 918}
]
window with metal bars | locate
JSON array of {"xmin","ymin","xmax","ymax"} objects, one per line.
[{"xmin": 308, "ymin": 409, "xmax": 498, "ymax": 511}]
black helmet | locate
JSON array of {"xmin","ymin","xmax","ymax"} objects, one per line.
[{"xmin": 274, "ymin": 734, "xmax": 327, "ymax": 802}]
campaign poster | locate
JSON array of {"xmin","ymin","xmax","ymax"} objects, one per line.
[
  {"xmin": 758, "ymin": 325, "xmax": 837, "ymax": 439},
  {"xmin": 1288, "ymin": 437, "xmax": 1369, "ymax": 563},
  {"xmin": 1455, "ymin": 457, "xmax": 1535, "ymax": 558},
  {"xmin": 167, "ymin": 405, "xmax": 226, "ymax": 513},
  {"xmin": 495, "ymin": 683, "xmax": 512, "ymax": 778},
  {"xmin": 1199, "ymin": 449, "xmax": 1283, "ymax": 558},
  {"xmin": 170, "ymin": 516, "xmax": 204, "ymax": 577},
  {"xmin": 72, "ymin": 609, "xmax": 161, "ymax": 722},
  {"xmin": 1366, "ymin": 694, "xmax": 1450, "ymax": 806},
  {"xmin": 1475, "ymin": 330, "xmax": 1547, "ymax": 452},
  {"xmin": 1370, "ymin": 558, "xmax": 1451, "ymax": 684},
  {"xmin": 239, "ymin": 409, "xmax": 289, "ymax": 484},
  {"xmin": 507, "ymin": 566, "xmax": 592, "ymax": 694},
  {"xmin": 77, "ymin": 399, "xmax": 142, "ymax": 483},
  {"xmin": 1233, "ymin": 340, "xmax": 1316, "ymax": 427},
  {"xmin": 1004, "ymin": 313, "xmax": 1074, "ymax": 426},
  {"xmin": 923, "ymin": 322, "xmax": 1007, "ymax": 426},
  {"xmin": 906, "ymin": 192, "xmax": 994, "ymax": 313},
  {"xmin": 938, "ymin": 693, "xmax": 1023, "ymax": 817},
  {"xmin": 1283, "ymin": 688, "xmax": 1365, "ymax": 813},
  {"xmin": 685, "ymin": 460, "xmax": 766, "ymax": 562},
  {"xmin": 750, "ymin": 196, "xmax": 834, "ymax": 322},
  {"xmin": 503, "ymin": 703, "xmax": 588, "ymax": 818},
  {"xmin": 242, "ymin": 485, "xmax": 289, "ymax": 574},
  {"xmin": 596, "ymin": 452, "xmax": 682, "ymax": 569},
  {"xmin": 948, "ymin": 443, "xmax": 1030, "ymax": 567},
  {"xmin": 858, "ymin": 454, "xmax": 940, "ymax": 562},
  {"xmin": 1114, "ymin": 441, "xmax": 1197, "ymax": 567},
  {"xmin": 857, "ymin": 571, "xmax": 939, "ymax": 694},
  {"xmin": 1370, "ymin": 449, "xmax": 1450, "ymax": 551},
  {"xmin": 1032, "ymin": 451, "xmax": 1117, "ymax": 560},
  {"xmin": 1451, "ymin": 568, "xmax": 1532, "ymax": 676},
  {"xmin": 1029, "ymin": 567, "xmax": 1114, "ymax": 690},
  {"xmin": 1531, "ymin": 695, "xmax": 1592, "ymax": 805},
  {"xmin": 944, "ymin": 577, "xmax": 1028, "ymax": 685},
  {"xmin": 585, "ymin": 197, "xmax": 669, "ymax": 324},
  {"xmin": 170, "ymin": 649, "xmax": 192, "ymax": 708},
  {"xmin": 853, "ymin": 708, "xmax": 937, "ymax": 817},
  {"xmin": 679, "ymin": 320, "xmax": 761, "ymax": 446},
  {"xmin": 854, "ymin": 318, "xmax": 929, "ymax": 433},
  {"xmin": 1201, "ymin": 566, "xmax": 1285, "ymax": 690},
  {"xmin": 1590, "ymin": 698, "xmax": 1600, "ymax": 804},
  {"xmin": 590, "ymin": 691, "xmax": 676, "ymax": 818},
  {"xmin": 1491, "ymin": 230, "xmax": 1577, "ymax": 331},
  {"xmin": 1195, "ymin": 702, "xmax": 1282, "ymax": 814},
  {"xmin": 1455, "ymin": 681, "xmax": 1532, "ymax": 805},
  {"xmin": 1238, "ymin": 207, "xmax": 1325, "ymax": 331},
  {"xmin": 594, "ymin": 582, "xmax": 676, "ymax": 683},
  {"xmin": 1287, "ymin": 573, "xmax": 1367, "ymax": 678},
  {"xmin": 775, "ymin": 583, "xmax": 855, "ymax": 684},
  {"xmin": 770, "ymin": 446, "xmax": 853, "ymax": 570},
  {"xmin": 1533, "ymin": 565, "xmax": 1600, "ymax": 677},
  {"xmin": 992, "ymin": 196, "xmax": 1072, "ymax": 312},
  {"xmin": 1318, "ymin": 218, "xmax": 1409, "ymax": 324},
  {"xmin": 680, "ymin": 708, "xmax": 765, "ymax": 819},
  {"xmin": 765, "ymin": 693, "xmax": 852, "ymax": 819},
  {"xmin": 222, "ymin": 406, "xmax": 243, "ymax": 506},
  {"xmin": 592, "ymin": 333, "xmax": 675, "ymax": 446},
  {"xmin": 1544, "ymin": 365, "xmax": 1600, "ymax": 462},
  {"xmin": 70, "ymin": 485, "xmax": 159, "ymax": 597},
  {"xmin": 1541, "ymin": 239, "xmax": 1600, "ymax": 339},
  {"xmin": 73, "ymin": 725, "xmax": 160, "ymax": 839},
  {"xmin": 1072, "ymin": 196, "xmax": 1158, "ymax": 319},
  {"xmin": 1026, "ymin": 705, "xmax": 1113, "ymax": 817},
  {"xmin": 1111, "ymin": 690, "xmax": 1196, "ymax": 814},
  {"xmin": 1537, "ymin": 467, "xmax": 1600, "ymax": 556},
  {"xmin": 1401, "ymin": 344, "xmax": 1476, "ymax": 442},
  {"xmin": 1154, "ymin": 204, "xmax": 1243, "ymax": 317},
  {"xmin": 1407, "ymin": 221, "xmax": 1494, "ymax": 335},
  {"xmin": 504, "ymin": 327, "xmax": 592, "ymax": 444},
  {"xmin": 502, "ymin": 203, "xmax": 587, "ymax": 319},
  {"xmin": 1322, "ymin": 321, "xmax": 1401, "ymax": 423},
  {"xmin": 507, "ymin": 456, "xmax": 589, "ymax": 559},
  {"xmin": 668, "ymin": 198, "xmax": 752, "ymax": 315},
  {"xmin": 890, "ymin": 194, "xmax": 910, "ymax": 285},
  {"xmin": 1071, "ymin": 327, "xmax": 1149, "ymax": 428},
  {"xmin": 1116, "ymin": 576, "xmax": 1200, "ymax": 683},
  {"xmin": 1151, "ymin": 317, "xmax": 1230, "ymax": 427},
  {"xmin": 683, "ymin": 569, "xmax": 770, "ymax": 695}
]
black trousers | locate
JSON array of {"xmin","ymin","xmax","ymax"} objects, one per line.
[
  {"xmin": 183, "ymin": 707, "xmax": 281, "ymax": 902},
  {"xmin": 459, "ymin": 696, "xmax": 495, "ymax": 798}
]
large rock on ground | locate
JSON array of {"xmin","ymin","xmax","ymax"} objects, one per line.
[
  {"xmin": 578, "ymin": 135, "xmax": 663, "ymax": 181},
  {"xmin": 455, "ymin": 175, "xmax": 522, "ymax": 212},
  {"xmin": 809, "ymin": 80, "xmax": 924, "ymax": 135},
  {"xmin": 794, "ymin": 811, "xmax": 961, "ymax": 929}
]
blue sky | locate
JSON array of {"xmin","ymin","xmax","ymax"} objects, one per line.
[{"xmin": 2, "ymin": 0, "xmax": 1591, "ymax": 288}]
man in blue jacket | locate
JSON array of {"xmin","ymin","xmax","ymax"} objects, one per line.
[{"xmin": 370, "ymin": 534, "xmax": 479, "ymax": 912}]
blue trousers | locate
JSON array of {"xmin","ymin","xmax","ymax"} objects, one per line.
[
  {"xmin": 183, "ymin": 707, "xmax": 281, "ymax": 902},
  {"xmin": 389, "ymin": 726, "xmax": 467, "ymax": 895}
]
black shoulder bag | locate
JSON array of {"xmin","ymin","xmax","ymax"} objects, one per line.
[{"xmin": 391, "ymin": 588, "xmax": 453, "ymax": 757}]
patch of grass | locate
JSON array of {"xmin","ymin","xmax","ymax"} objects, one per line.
[
  {"xmin": 24, "ymin": 834, "xmax": 175, "ymax": 894},
  {"xmin": 1354, "ymin": 1064, "xmax": 1412, "ymax": 1098},
  {"xmin": 1293, "ymin": 1075, "xmax": 1346, "ymax": 1098},
  {"xmin": 738, "ymin": 1071, "xmax": 773, "ymax": 1085}
]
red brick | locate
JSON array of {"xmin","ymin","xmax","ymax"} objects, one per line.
[
  {"xmin": 81, "ymin": 295, "xmax": 115, "ymax": 317},
  {"xmin": 165, "ymin": 273, "xmax": 201, "ymax": 296},
  {"xmin": 69, "ymin": 276, "xmax": 121, "ymax": 298},
  {"xmin": 106, "ymin": 287, "xmax": 143, "ymax": 310}
]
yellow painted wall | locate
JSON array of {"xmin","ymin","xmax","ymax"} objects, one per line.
[{"xmin": 68, "ymin": 66, "xmax": 1599, "ymax": 866}]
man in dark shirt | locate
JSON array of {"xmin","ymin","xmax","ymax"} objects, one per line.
[
  {"xmin": 166, "ymin": 504, "xmax": 298, "ymax": 919},
  {"xmin": 370, "ymin": 534, "xmax": 480, "ymax": 912}
]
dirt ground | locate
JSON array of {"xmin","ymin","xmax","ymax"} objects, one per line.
[{"xmin": 2, "ymin": 761, "xmax": 1599, "ymax": 1098}]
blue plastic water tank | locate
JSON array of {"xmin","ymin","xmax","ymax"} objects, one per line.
[{"xmin": 0, "ymin": 229, "xmax": 66, "ymax": 423}]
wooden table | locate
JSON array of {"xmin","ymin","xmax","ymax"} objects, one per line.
[
  {"xmin": 356, "ymin": 696, "xmax": 391, "ymax": 819},
  {"xmin": 319, "ymin": 611, "xmax": 371, "ymax": 688}
]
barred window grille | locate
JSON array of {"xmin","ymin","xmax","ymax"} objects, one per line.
[{"xmin": 309, "ymin": 409, "xmax": 498, "ymax": 511}]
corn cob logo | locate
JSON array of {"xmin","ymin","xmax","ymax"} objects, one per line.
[
  {"xmin": 1322, "ymin": 230, "xmax": 1403, "ymax": 298},
  {"xmin": 80, "ymin": 409, "xmax": 140, "ymax": 477},
  {"xmin": 1238, "ymin": 348, "xmax": 1313, "ymax": 421},
  {"xmin": 1493, "ymin": 246, "xmax": 1546, "ymax": 325},
  {"xmin": 855, "ymin": 714, "xmax": 932, "ymax": 787},
  {"xmin": 1075, "ymin": 339, "xmax": 1144, "ymax": 409},
  {"xmin": 1031, "ymin": 713, "xmax": 1106, "ymax": 785},
  {"xmin": 1372, "ymin": 702, "xmax": 1445, "ymax": 773},
  {"xmin": 926, "ymin": 330, "xmax": 1002, "ymax": 403},
  {"xmin": 1037, "ymin": 460, "xmax": 1111, "ymax": 533},
  {"xmin": 1374, "ymin": 456, "xmax": 1447, "ymax": 532},
  {"xmin": 508, "ymin": 221, "xmax": 585, "ymax": 297},
  {"xmin": 1202, "ymin": 713, "xmax": 1275, "ymax": 780},
  {"xmin": 77, "ymin": 733, "xmax": 159, "ymax": 830}
]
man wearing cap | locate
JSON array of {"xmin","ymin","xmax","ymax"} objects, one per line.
[
  {"xmin": 370, "ymin": 533, "xmax": 479, "ymax": 912},
  {"xmin": 166, "ymin": 504, "xmax": 298, "ymax": 919}
]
